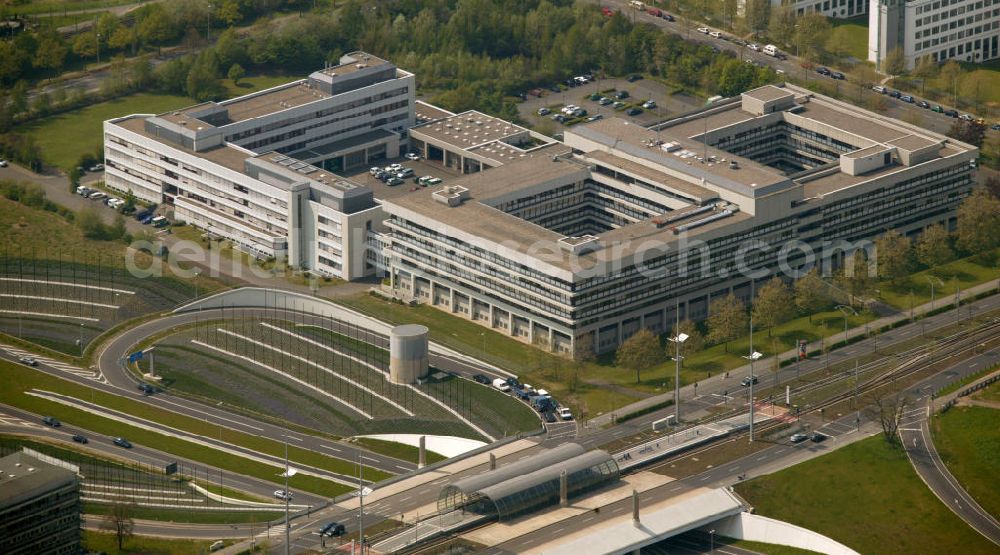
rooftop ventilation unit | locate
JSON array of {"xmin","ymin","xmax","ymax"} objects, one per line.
[
  {"xmin": 729, "ymin": 160, "xmax": 740, "ymax": 170},
  {"xmin": 558, "ymin": 235, "xmax": 601, "ymax": 254},
  {"xmin": 432, "ymin": 185, "xmax": 470, "ymax": 207}
]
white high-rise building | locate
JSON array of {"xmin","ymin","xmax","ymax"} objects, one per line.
[
  {"xmin": 869, "ymin": 0, "xmax": 1000, "ymax": 70},
  {"xmin": 771, "ymin": 0, "xmax": 868, "ymax": 18}
]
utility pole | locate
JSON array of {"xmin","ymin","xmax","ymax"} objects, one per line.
[
  {"xmin": 284, "ymin": 441, "xmax": 290, "ymax": 555},
  {"xmin": 745, "ymin": 282, "xmax": 761, "ymax": 442},
  {"xmin": 668, "ymin": 299, "xmax": 688, "ymax": 425}
]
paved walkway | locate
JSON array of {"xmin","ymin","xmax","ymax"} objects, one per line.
[
  {"xmin": 900, "ymin": 369, "xmax": 1000, "ymax": 547},
  {"xmin": 589, "ymin": 279, "xmax": 1000, "ymax": 428}
]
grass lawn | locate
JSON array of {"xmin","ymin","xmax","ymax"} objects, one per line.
[
  {"xmin": 83, "ymin": 531, "xmax": 230, "ymax": 555},
  {"xmin": 876, "ymin": 250, "xmax": 1000, "ymax": 311},
  {"xmin": 729, "ymin": 539, "xmax": 820, "ymax": 555},
  {"xmin": 0, "ymin": 359, "xmax": 384, "ymax": 496},
  {"xmin": 974, "ymin": 378, "xmax": 1000, "ymax": 403},
  {"xmin": 85, "ymin": 504, "xmax": 285, "ymax": 525},
  {"xmin": 735, "ymin": 436, "xmax": 999, "ymax": 554},
  {"xmin": 828, "ymin": 16, "xmax": 869, "ymax": 61},
  {"xmin": 936, "ymin": 365, "xmax": 999, "ymax": 397},
  {"xmin": 23, "ymin": 93, "xmax": 193, "ymax": 171},
  {"xmin": 932, "ymin": 405, "xmax": 1000, "ymax": 519}
]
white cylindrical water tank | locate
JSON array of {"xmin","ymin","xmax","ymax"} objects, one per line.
[{"xmin": 389, "ymin": 324, "xmax": 429, "ymax": 384}]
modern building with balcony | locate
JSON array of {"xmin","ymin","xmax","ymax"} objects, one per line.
[{"xmin": 380, "ymin": 84, "xmax": 978, "ymax": 356}]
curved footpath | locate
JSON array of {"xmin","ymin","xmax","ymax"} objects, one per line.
[{"xmin": 899, "ymin": 368, "xmax": 1000, "ymax": 547}]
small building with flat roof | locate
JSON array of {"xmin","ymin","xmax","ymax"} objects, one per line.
[{"xmin": 0, "ymin": 451, "xmax": 81, "ymax": 555}]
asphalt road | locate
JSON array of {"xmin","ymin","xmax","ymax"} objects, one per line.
[
  {"xmin": 898, "ymin": 355, "xmax": 1000, "ymax": 547},
  {"xmin": 0, "ymin": 402, "xmax": 325, "ymax": 509}
]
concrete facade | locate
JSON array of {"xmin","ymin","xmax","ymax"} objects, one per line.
[
  {"xmin": 0, "ymin": 451, "xmax": 81, "ymax": 555},
  {"xmin": 869, "ymin": 0, "xmax": 1000, "ymax": 69}
]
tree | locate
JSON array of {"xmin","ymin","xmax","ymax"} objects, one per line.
[
  {"xmin": 68, "ymin": 167, "xmax": 83, "ymax": 192},
  {"xmin": 794, "ymin": 268, "xmax": 829, "ymax": 322},
  {"xmin": 101, "ymin": 500, "xmax": 135, "ymax": 551},
  {"xmin": 883, "ymin": 46, "xmax": 906, "ymax": 76},
  {"xmin": 939, "ymin": 60, "xmax": 963, "ymax": 106},
  {"xmin": 186, "ymin": 51, "xmax": 224, "ymax": 101},
  {"xmin": 874, "ymin": 229, "xmax": 913, "ymax": 283},
  {"xmin": 668, "ymin": 319, "xmax": 704, "ymax": 363},
  {"xmin": 108, "ymin": 26, "xmax": 138, "ymax": 56},
  {"xmin": 947, "ymin": 120, "xmax": 987, "ymax": 147},
  {"xmin": 915, "ymin": 224, "xmax": 954, "ymax": 268},
  {"xmin": 866, "ymin": 388, "xmax": 909, "ymax": 445},
  {"xmin": 137, "ymin": 7, "xmax": 173, "ymax": 55},
  {"xmin": 227, "ymin": 63, "xmax": 245, "ymax": 85},
  {"xmin": 72, "ymin": 33, "xmax": 98, "ymax": 59},
  {"xmin": 77, "ymin": 207, "xmax": 108, "ymax": 239},
  {"xmin": 793, "ymin": 13, "xmax": 830, "ymax": 61},
  {"xmin": 706, "ymin": 293, "xmax": 747, "ymax": 352},
  {"xmin": 838, "ymin": 249, "xmax": 874, "ymax": 305},
  {"xmin": 752, "ymin": 277, "xmax": 794, "ymax": 336},
  {"xmin": 768, "ymin": 5, "xmax": 797, "ymax": 48},
  {"xmin": 955, "ymin": 188, "xmax": 1000, "ymax": 256},
  {"xmin": 573, "ymin": 333, "xmax": 596, "ymax": 363},
  {"xmin": 217, "ymin": 0, "xmax": 242, "ymax": 27},
  {"xmin": 33, "ymin": 31, "xmax": 68, "ymax": 71},
  {"xmin": 959, "ymin": 72, "xmax": 988, "ymax": 112},
  {"xmin": 910, "ymin": 55, "xmax": 938, "ymax": 96},
  {"xmin": 123, "ymin": 189, "xmax": 137, "ymax": 214},
  {"xmin": 825, "ymin": 27, "xmax": 855, "ymax": 59},
  {"xmin": 743, "ymin": 0, "xmax": 770, "ymax": 37},
  {"xmin": 615, "ymin": 328, "xmax": 661, "ymax": 384},
  {"xmin": 130, "ymin": 56, "xmax": 153, "ymax": 89}
]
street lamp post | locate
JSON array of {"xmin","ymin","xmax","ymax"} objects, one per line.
[
  {"xmin": 743, "ymin": 350, "xmax": 762, "ymax": 441},
  {"xmin": 193, "ymin": 268, "xmax": 201, "ymax": 300},
  {"xmin": 709, "ymin": 529, "xmax": 716, "ymax": 553},
  {"xmin": 835, "ymin": 304, "xmax": 857, "ymax": 344},
  {"xmin": 926, "ymin": 275, "xmax": 943, "ymax": 311},
  {"xmin": 96, "ymin": 32, "xmax": 101, "ymax": 65},
  {"xmin": 668, "ymin": 304, "xmax": 688, "ymax": 425},
  {"xmin": 207, "ymin": 4, "xmax": 213, "ymax": 41}
]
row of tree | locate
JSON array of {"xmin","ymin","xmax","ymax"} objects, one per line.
[{"xmin": 615, "ymin": 187, "xmax": 1000, "ymax": 383}]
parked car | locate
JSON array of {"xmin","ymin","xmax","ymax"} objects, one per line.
[
  {"xmin": 870, "ymin": 84, "xmax": 886, "ymax": 94},
  {"xmin": 586, "ymin": 114, "xmax": 604, "ymax": 122},
  {"xmin": 888, "ymin": 90, "xmax": 902, "ymax": 99},
  {"xmin": 397, "ymin": 168, "xmax": 415, "ymax": 178},
  {"xmin": 418, "ymin": 176, "xmax": 442, "ymax": 186},
  {"xmin": 661, "ymin": 13, "xmax": 675, "ymax": 21},
  {"xmin": 87, "ymin": 163, "xmax": 104, "ymax": 172},
  {"xmin": 537, "ymin": 107, "xmax": 551, "ymax": 116},
  {"xmin": 72, "ymin": 434, "xmax": 88, "ymax": 444},
  {"xmin": 42, "ymin": 416, "xmax": 61, "ymax": 427},
  {"xmin": 0, "ymin": 159, "xmax": 8, "ymax": 167},
  {"xmin": 558, "ymin": 407, "xmax": 573, "ymax": 420},
  {"xmin": 551, "ymin": 113, "xmax": 566, "ymax": 123},
  {"xmin": 404, "ymin": 152, "xmax": 420, "ymax": 161},
  {"xmin": 614, "ymin": 90, "xmax": 630, "ymax": 99},
  {"xmin": 945, "ymin": 109, "xmax": 959, "ymax": 118},
  {"xmin": 612, "ymin": 101, "xmax": 626, "ymax": 109},
  {"xmin": 900, "ymin": 95, "xmax": 915, "ymax": 103},
  {"xmin": 113, "ymin": 437, "xmax": 132, "ymax": 448},
  {"xmin": 473, "ymin": 374, "xmax": 491, "ymax": 385},
  {"xmin": 991, "ymin": 123, "xmax": 1000, "ymax": 131},
  {"xmin": 273, "ymin": 489, "xmax": 293, "ymax": 500},
  {"xmin": 88, "ymin": 191, "xmax": 107, "ymax": 201},
  {"xmin": 150, "ymin": 215, "xmax": 169, "ymax": 228},
  {"xmin": 76, "ymin": 186, "xmax": 93, "ymax": 196},
  {"xmin": 959, "ymin": 113, "xmax": 974, "ymax": 121},
  {"xmin": 492, "ymin": 378, "xmax": 511, "ymax": 392},
  {"xmin": 386, "ymin": 177, "xmax": 404, "ymax": 186},
  {"xmin": 931, "ymin": 105, "xmax": 944, "ymax": 113},
  {"xmin": 747, "ymin": 43, "xmax": 761, "ymax": 51},
  {"xmin": 369, "ymin": 166, "xmax": 382, "ymax": 176},
  {"xmin": 809, "ymin": 432, "xmax": 827, "ymax": 443},
  {"xmin": 137, "ymin": 383, "xmax": 156, "ymax": 395},
  {"xmin": 917, "ymin": 100, "xmax": 930, "ymax": 109},
  {"xmin": 790, "ymin": 433, "xmax": 808, "ymax": 444},
  {"xmin": 740, "ymin": 376, "xmax": 759, "ymax": 387},
  {"xmin": 626, "ymin": 107, "xmax": 643, "ymax": 116},
  {"xmin": 18, "ymin": 356, "xmax": 38, "ymax": 366},
  {"xmin": 626, "ymin": 74, "xmax": 643, "ymax": 82},
  {"xmin": 830, "ymin": 71, "xmax": 845, "ymax": 80},
  {"xmin": 709, "ymin": 30, "xmax": 722, "ymax": 39},
  {"xmin": 642, "ymin": 100, "xmax": 656, "ymax": 109},
  {"xmin": 319, "ymin": 522, "xmax": 346, "ymax": 537},
  {"xmin": 134, "ymin": 210, "xmax": 151, "ymax": 221},
  {"xmin": 696, "ymin": 27, "xmax": 710, "ymax": 34},
  {"xmin": 815, "ymin": 66, "xmax": 831, "ymax": 76},
  {"xmin": 599, "ymin": 97, "xmax": 613, "ymax": 106},
  {"xmin": 139, "ymin": 214, "xmax": 154, "ymax": 225},
  {"xmin": 544, "ymin": 410, "xmax": 557, "ymax": 423}
]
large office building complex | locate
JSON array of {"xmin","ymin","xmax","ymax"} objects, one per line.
[
  {"xmin": 869, "ymin": 0, "xmax": 1000, "ymax": 69},
  {"xmin": 381, "ymin": 84, "xmax": 977, "ymax": 356},
  {"xmin": 103, "ymin": 52, "xmax": 412, "ymax": 278},
  {"xmin": 770, "ymin": 0, "xmax": 867, "ymax": 18},
  {"xmin": 0, "ymin": 451, "xmax": 81, "ymax": 555}
]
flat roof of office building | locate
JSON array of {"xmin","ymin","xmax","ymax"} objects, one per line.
[
  {"xmin": 219, "ymin": 80, "xmax": 329, "ymax": 123},
  {"xmin": 314, "ymin": 51, "xmax": 392, "ymax": 77},
  {"xmin": 0, "ymin": 451, "xmax": 77, "ymax": 511},
  {"xmin": 116, "ymin": 116, "xmax": 252, "ymax": 173},
  {"xmin": 411, "ymin": 110, "xmax": 531, "ymax": 152},
  {"xmin": 415, "ymin": 100, "xmax": 456, "ymax": 123}
]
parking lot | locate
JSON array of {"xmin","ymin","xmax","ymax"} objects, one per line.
[
  {"xmin": 342, "ymin": 154, "xmax": 464, "ymax": 201},
  {"xmin": 516, "ymin": 75, "xmax": 704, "ymax": 133}
]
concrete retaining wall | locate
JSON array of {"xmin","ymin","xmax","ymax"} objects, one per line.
[{"xmin": 702, "ymin": 512, "xmax": 859, "ymax": 555}]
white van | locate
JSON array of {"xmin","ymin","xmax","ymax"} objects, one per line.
[
  {"xmin": 629, "ymin": 0, "xmax": 645, "ymax": 10},
  {"xmin": 492, "ymin": 378, "xmax": 511, "ymax": 392},
  {"xmin": 763, "ymin": 44, "xmax": 779, "ymax": 56}
]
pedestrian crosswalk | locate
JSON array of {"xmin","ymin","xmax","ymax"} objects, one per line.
[{"xmin": 2, "ymin": 344, "xmax": 107, "ymax": 384}]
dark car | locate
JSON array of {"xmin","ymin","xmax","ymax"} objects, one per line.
[
  {"xmin": 113, "ymin": 437, "xmax": 133, "ymax": 448},
  {"xmin": 506, "ymin": 377, "xmax": 521, "ymax": 389},
  {"xmin": 615, "ymin": 90, "xmax": 630, "ymax": 99},
  {"xmin": 134, "ymin": 210, "xmax": 151, "ymax": 221},
  {"xmin": 544, "ymin": 410, "xmax": 557, "ymax": 423},
  {"xmin": 991, "ymin": 123, "xmax": 1000, "ymax": 131},
  {"xmin": 944, "ymin": 109, "xmax": 959, "ymax": 118},
  {"xmin": 900, "ymin": 94, "xmax": 915, "ymax": 103},
  {"xmin": 809, "ymin": 432, "xmax": 827, "ymax": 443},
  {"xmin": 626, "ymin": 107, "xmax": 643, "ymax": 116},
  {"xmin": 472, "ymin": 374, "xmax": 491, "ymax": 385},
  {"xmin": 515, "ymin": 388, "xmax": 533, "ymax": 400},
  {"xmin": 626, "ymin": 74, "xmax": 643, "ymax": 82},
  {"xmin": 549, "ymin": 84, "xmax": 561, "ymax": 93},
  {"xmin": 42, "ymin": 416, "xmax": 61, "ymax": 427},
  {"xmin": 830, "ymin": 71, "xmax": 845, "ymax": 80},
  {"xmin": 661, "ymin": 13, "xmax": 675, "ymax": 21},
  {"xmin": 72, "ymin": 434, "xmax": 88, "ymax": 444},
  {"xmin": 319, "ymin": 522, "xmax": 346, "ymax": 537},
  {"xmin": 137, "ymin": 383, "xmax": 156, "ymax": 395},
  {"xmin": 917, "ymin": 100, "xmax": 930, "ymax": 109},
  {"xmin": 888, "ymin": 90, "xmax": 902, "ymax": 99},
  {"xmin": 18, "ymin": 356, "xmax": 38, "ymax": 366},
  {"xmin": 740, "ymin": 376, "xmax": 759, "ymax": 387},
  {"xmin": 815, "ymin": 66, "xmax": 831, "ymax": 76}
]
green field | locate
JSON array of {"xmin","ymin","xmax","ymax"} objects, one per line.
[
  {"xmin": 828, "ymin": 17, "xmax": 869, "ymax": 61},
  {"xmin": 353, "ymin": 437, "xmax": 447, "ymax": 465},
  {"xmin": 83, "ymin": 531, "xmax": 232, "ymax": 555},
  {"xmin": 975, "ymin": 377, "xmax": 1000, "ymax": 403},
  {"xmin": 876, "ymin": 249, "xmax": 1000, "ymax": 311},
  {"xmin": 735, "ymin": 436, "xmax": 998, "ymax": 555},
  {"xmin": 24, "ymin": 74, "xmax": 297, "ymax": 171},
  {"xmin": 1, "ymin": 0, "xmax": 136, "ymax": 17},
  {"xmin": 932, "ymin": 405, "xmax": 1000, "ymax": 519}
]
